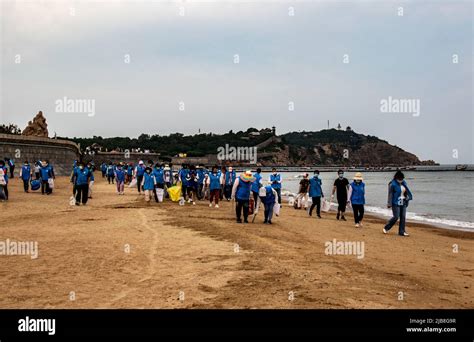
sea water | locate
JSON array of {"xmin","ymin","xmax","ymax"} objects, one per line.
[{"xmin": 260, "ymin": 171, "xmax": 474, "ymax": 231}]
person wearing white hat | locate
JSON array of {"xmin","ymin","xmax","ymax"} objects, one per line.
[
  {"xmin": 134, "ymin": 160, "xmax": 146, "ymax": 193},
  {"xmin": 347, "ymin": 172, "xmax": 365, "ymax": 228}
]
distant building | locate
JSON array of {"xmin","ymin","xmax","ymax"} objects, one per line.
[{"xmin": 272, "ymin": 126, "xmax": 276, "ymax": 136}]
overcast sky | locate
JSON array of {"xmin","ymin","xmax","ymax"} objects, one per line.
[{"xmin": 1, "ymin": 0, "xmax": 472, "ymax": 164}]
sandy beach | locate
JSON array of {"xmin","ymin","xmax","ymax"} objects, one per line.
[{"xmin": 0, "ymin": 176, "xmax": 473, "ymax": 309}]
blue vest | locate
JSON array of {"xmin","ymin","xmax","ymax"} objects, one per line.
[
  {"xmin": 21, "ymin": 165, "xmax": 31, "ymax": 180},
  {"xmin": 143, "ymin": 172, "xmax": 155, "ymax": 190},
  {"xmin": 1, "ymin": 166, "xmax": 8, "ymax": 183},
  {"xmin": 40, "ymin": 166, "xmax": 52, "ymax": 181},
  {"xmin": 350, "ymin": 182, "xmax": 365, "ymax": 205},
  {"xmin": 309, "ymin": 177, "xmax": 323, "ymax": 197},
  {"xmin": 236, "ymin": 179, "xmax": 252, "ymax": 200},
  {"xmin": 75, "ymin": 168, "xmax": 91, "ymax": 185},
  {"xmin": 179, "ymin": 169, "xmax": 189, "ymax": 186},
  {"xmin": 389, "ymin": 179, "xmax": 413, "ymax": 206},
  {"xmin": 115, "ymin": 169, "xmax": 125, "ymax": 182},
  {"xmin": 101, "ymin": 164, "xmax": 107, "ymax": 172},
  {"xmin": 270, "ymin": 174, "xmax": 281, "ymax": 189},
  {"xmin": 153, "ymin": 168, "xmax": 164, "ymax": 184},
  {"xmin": 261, "ymin": 185, "xmax": 275, "ymax": 205},
  {"xmin": 136, "ymin": 165, "xmax": 145, "ymax": 177},
  {"xmin": 251, "ymin": 173, "xmax": 262, "ymax": 193},
  {"xmin": 197, "ymin": 169, "xmax": 205, "ymax": 184},
  {"xmin": 107, "ymin": 165, "xmax": 114, "ymax": 176},
  {"xmin": 209, "ymin": 173, "xmax": 221, "ymax": 190},
  {"xmin": 127, "ymin": 166, "xmax": 133, "ymax": 175},
  {"xmin": 225, "ymin": 171, "xmax": 236, "ymax": 185}
]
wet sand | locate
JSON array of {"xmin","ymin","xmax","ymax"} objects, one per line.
[{"xmin": 0, "ymin": 176, "xmax": 473, "ymax": 308}]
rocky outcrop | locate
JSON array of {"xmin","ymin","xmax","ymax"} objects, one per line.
[{"xmin": 22, "ymin": 111, "xmax": 49, "ymax": 137}]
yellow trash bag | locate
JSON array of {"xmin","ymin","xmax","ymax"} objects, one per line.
[{"xmin": 167, "ymin": 184, "xmax": 182, "ymax": 202}]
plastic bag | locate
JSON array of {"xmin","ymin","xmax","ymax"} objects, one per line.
[
  {"xmin": 128, "ymin": 178, "xmax": 137, "ymax": 188},
  {"xmin": 321, "ymin": 198, "xmax": 331, "ymax": 212},
  {"xmin": 273, "ymin": 203, "xmax": 281, "ymax": 217},
  {"xmin": 48, "ymin": 178, "xmax": 55, "ymax": 189},
  {"xmin": 155, "ymin": 188, "xmax": 164, "ymax": 202},
  {"xmin": 30, "ymin": 180, "xmax": 40, "ymax": 191},
  {"xmin": 167, "ymin": 185, "xmax": 182, "ymax": 202}
]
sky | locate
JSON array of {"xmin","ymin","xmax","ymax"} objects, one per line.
[{"xmin": 1, "ymin": 0, "xmax": 472, "ymax": 164}]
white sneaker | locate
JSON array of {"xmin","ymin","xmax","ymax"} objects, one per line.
[
  {"xmin": 209, "ymin": 203, "xmax": 213, "ymax": 207},
  {"xmin": 402, "ymin": 232, "xmax": 410, "ymax": 237},
  {"xmin": 192, "ymin": 202, "xmax": 196, "ymax": 205},
  {"xmin": 383, "ymin": 228, "xmax": 388, "ymax": 234},
  {"xmin": 215, "ymin": 204, "xmax": 219, "ymax": 208},
  {"xmin": 188, "ymin": 199, "xmax": 192, "ymax": 203},
  {"xmin": 359, "ymin": 222, "xmax": 363, "ymax": 227},
  {"xmin": 355, "ymin": 223, "xmax": 360, "ymax": 228}
]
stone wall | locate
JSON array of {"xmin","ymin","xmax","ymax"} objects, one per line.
[
  {"xmin": 83, "ymin": 152, "xmax": 163, "ymax": 166},
  {"xmin": 0, "ymin": 134, "xmax": 81, "ymax": 176}
]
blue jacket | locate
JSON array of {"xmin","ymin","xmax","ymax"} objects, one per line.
[
  {"xmin": 75, "ymin": 167, "xmax": 91, "ymax": 185},
  {"xmin": 309, "ymin": 176, "xmax": 323, "ymax": 197},
  {"xmin": 40, "ymin": 166, "xmax": 52, "ymax": 181},
  {"xmin": 260, "ymin": 185, "xmax": 276, "ymax": 205},
  {"xmin": 350, "ymin": 181, "xmax": 365, "ymax": 205},
  {"xmin": 388, "ymin": 179, "xmax": 413, "ymax": 206},
  {"xmin": 101, "ymin": 164, "xmax": 107, "ymax": 172},
  {"xmin": 270, "ymin": 174, "xmax": 282, "ymax": 189},
  {"xmin": 153, "ymin": 168, "xmax": 164, "ymax": 184},
  {"xmin": 115, "ymin": 168, "xmax": 126, "ymax": 183},
  {"xmin": 142, "ymin": 172, "xmax": 156, "ymax": 190},
  {"xmin": 251, "ymin": 173, "xmax": 262, "ymax": 193},
  {"xmin": 209, "ymin": 173, "xmax": 221, "ymax": 191},
  {"xmin": 21, "ymin": 165, "xmax": 31, "ymax": 180},
  {"xmin": 236, "ymin": 179, "xmax": 252, "ymax": 200},
  {"xmin": 186, "ymin": 170, "xmax": 198, "ymax": 187}
]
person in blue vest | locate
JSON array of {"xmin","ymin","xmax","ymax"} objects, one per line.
[
  {"xmin": 308, "ymin": 170, "xmax": 324, "ymax": 218},
  {"xmin": 269, "ymin": 168, "xmax": 282, "ymax": 204},
  {"xmin": 47, "ymin": 160, "xmax": 56, "ymax": 179},
  {"xmin": 40, "ymin": 160, "xmax": 53, "ymax": 195},
  {"xmin": 224, "ymin": 166, "xmax": 236, "ymax": 201},
  {"xmin": 106, "ymin": 162, "xmax": 115, "ymax": 184},
  {"xmin": 20, "ymin": 161, "xmax": 32, "ymax": 193},
  {"xmin": 206, "ymin": 165, "xmax": 222, "ymax": 208},
  {"xmin": 231, "ymin": 170, "xmax": 255, "ymax": 223},
  {"xmin": 134, "ymin": 160, "xmax": 146, "ymax": 193},
  {"xmin": 73, "ymin": 162, "xmax": 92, "ymax": 205},
  {"xmin": 186, "ymin": 165, "xmax": 198, "ymax": 205},
  {"xmin": 142, "ymin": 166, "xmax": 156, "ymax": 203},
  {"xmin": 178, "ymin": 164, "xmax": 189, "ymax": 200},
  {"xmin": 87, "ymin": 162, "xmax": 95, "ymax": 199},
  {"xmin": 0, "ymin": 160, "xmax": 9, "ymax": 200},
  {"xmin": 258, "ymin": 182, "xmax": 279, "ymax": 224},
  {"xmin": 101, "ymin": 163, "xmax": 107, "ymax": 178},
  {"xmin": 251, "ymin": 168, "xmax": 263, "ymax": 210},
  {"xmin": 126, "ymin": 163, "xmax": 134, "ymax": 184},
  {"xmin": 115, "ymin": 163, "xmax": 126, "ymax": 195},
  {"xmin": 347, "ymin": 172, "xmax": 365, "ymax": 228},
  {"xmin": 197, "ymin": 165, "xmax": 206, "ymax": 200},
  {"xmin": 5, "ymin": 158, "xmax": 15, "ymax": 178},
  {"xmin": 152, "ymin": 163, "xmax": 165, "ymax": 202},
  {"xmin": 220, "ymin": 166, "xmax": 226, "ymax": 200},
  {"xmin": 383, "ymin": 170, "xmax": 413, "ymax": 237}
]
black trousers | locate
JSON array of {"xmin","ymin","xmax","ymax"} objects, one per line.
[
  {"xmin": 23, "ymin": 179, "xmax": 29, "ymax": 192},
  {"xmin": 337, "ymin": 195, "xmax": 346, "ymax": 213},
  {"xmin": 236, "ymin": 199, "xmax": 250, "ymax": 222},
  {"xmin": 136, "ymin": 175, "xmax": 144, "ymax": 192},
  {"xmin": 252, "ymin": 191, "xmax": 259, "ymax": 209},
  {"xmin": 75, "ymin": 184, "xmax": 89, "ymax": 205},
  {"xmin": 309, "ymin": 196, "xmax": 321, "ymax": 216},
  {"xmin": 2, "ymin": 184, "xmax": 8, "ymax": 200},
  {"xmin": 352, "ymin": 204, "xmax": 364, "ymax": 223},
  {"xmin": 9, "ymin": 166, "xmax": 14, "ymax": 178},
  {"xmin": 107, "ymin": 174, "xmax": 115, "ymax": 184},
  {"xmin": 41, "ymin": 181, "xmax": 51, "ymax": 194}
]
